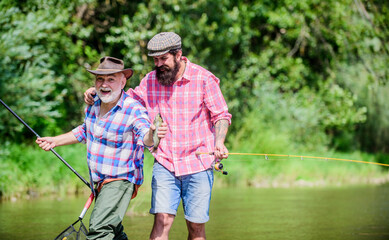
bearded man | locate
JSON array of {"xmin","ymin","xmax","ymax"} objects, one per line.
[{"xmin": 84, "ymin": 32, "xmax": 232, "ymax": 240}]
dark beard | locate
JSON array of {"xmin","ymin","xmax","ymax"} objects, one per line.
[{"xmin": 155, "ymin": 59, "xmax": 180, "ymax": 86}]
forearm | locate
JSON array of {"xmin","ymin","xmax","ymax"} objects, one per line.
[
  {"xmin": 215, "ymin": 119, "xmax": 229, "ymax": 145},
  {"xmin": 143, "ymin": 130, "xmax": 154, "ymax": 147},
  {"xmin": 53, "ymin": 131, "xmax": 79, "ymax": 146}
]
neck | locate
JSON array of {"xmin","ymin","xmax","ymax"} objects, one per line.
[
  {"xmin": 175, "ymin": 59, "xmax": 186, "ymax": 81},
  {"xmin": 99, "ymin": 94, "xmax": 121, "ymax": 117}
]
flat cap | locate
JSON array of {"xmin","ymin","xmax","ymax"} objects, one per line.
[{"xmin": 147, "ymin": 32, "xmax": 181, "ymax": 57}]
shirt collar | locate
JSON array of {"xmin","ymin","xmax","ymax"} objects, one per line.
[
  {"xmin": 93, "ymin": 94, "xmax": 100, "ymax": 103},
  {"xmin": 116, "ymin": 90, "xmax": 127, "ymax": 109}
]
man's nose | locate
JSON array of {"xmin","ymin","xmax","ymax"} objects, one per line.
[
  {"xmin": 102, "ymin": 79, "xmax": 109, "ymax": 86},
  {"xmin": 155, "ymin": 60, "xmax": 163, "ymax": 67}
]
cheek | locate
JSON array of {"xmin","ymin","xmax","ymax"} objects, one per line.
[{"xmin": 164, "ymin": 61, "xmax": 173, "ymax": 69}]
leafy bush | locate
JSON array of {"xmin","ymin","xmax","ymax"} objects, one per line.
[{"xmin": 0, "ymin": 1, "xmax": 389, "ymax": 199}]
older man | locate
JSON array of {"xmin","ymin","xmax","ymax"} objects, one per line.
[
  {"xmin": 37, "ymin": 56, "xmax": 166, "ymax": 240},
  {"xmin": 85, "ymin": 32, "xmax": 232, "ymax": 240}
]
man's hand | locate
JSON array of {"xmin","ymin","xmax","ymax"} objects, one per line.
[
  {"xmin": 214, "ymin": 142, "xmax": 229, "ymax": 159},
  {"xmin": 144, "ymin": 122, "xmax": 168, "ymax": 147},
  {"xmin": 35, "ymin": 132, "xmax": 78, "ymax": 150},
  {"xmin": 84, "ymin": 87, "xmax": 96, "ymax": 105},
  {"xmin": 157, "ymin": 122, "xmax": 168, "ymax": 139},
  {"xmin": 36, "ymin": 137, "xmax": 56, "ymax": 151}
]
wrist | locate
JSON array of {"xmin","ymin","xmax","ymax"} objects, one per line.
[{"xmin": 143, "ymin": 133, "xmax": 154, "ymax": 148}]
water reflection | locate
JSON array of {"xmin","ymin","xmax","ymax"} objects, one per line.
[{"xmin": 1, "ymin": 185, "xmax": 389, "ymax": 240}]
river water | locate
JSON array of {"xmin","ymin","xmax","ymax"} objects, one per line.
[{"xmin": 1, "ymin": 185, "xmax": 389, "ymax": 239}]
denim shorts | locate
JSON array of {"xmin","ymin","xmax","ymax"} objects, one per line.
[{"xmin": 150, "ymin": 162, "xmax": 214, "ymax": 223}]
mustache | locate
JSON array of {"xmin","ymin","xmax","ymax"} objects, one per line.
[{"xmin": 156, "ymin": 65, "xmax": 170, "ymax": 71}]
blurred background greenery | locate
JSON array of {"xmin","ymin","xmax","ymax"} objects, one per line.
[{"xmin": 0, "ymin": 0, "xmax": 388, "ymax": 199}]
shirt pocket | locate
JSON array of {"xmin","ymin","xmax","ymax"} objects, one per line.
[{"xmin": 104, "ymin": 126, "xmax": 125, "ymax": 148}]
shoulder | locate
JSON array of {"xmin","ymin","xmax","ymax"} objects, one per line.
[
  {"xmin": 188, "ymin": 61, "xmax": 210, "ymax": 74},
  {"xmin": 136, "ymin": 71, "xmax": 158, "ymax": 90},
  {"xmin": 141, "ymin": 70, "xmax": 157, "ymax": 82},
  {"xmin": 186, "ymin": 58, "xmax": 220, "ymax": 84},
  {"xmin": 86, "ymin": 95, "xmax": 100, "ymax": 112},
  {"xmin": 122, "ymin": 93, "xmax": 148, "ymax": 112},
  {"xmin": 85, "ymin": 101, "xmax": 96, "ymax": 116}
]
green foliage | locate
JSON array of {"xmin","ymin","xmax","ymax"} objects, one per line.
[
  {"xmin": 1, "ymin": 0, "xmax": 388, "ymax": 151},
  {"xmin": 336, "ymin": 61, "xmax": 389, "ymax": 152},
  {"xmin": 230, "ymin": 81, "xmax": 329, "ymax": 153},
  {"xmin": 0, "ymin": 0, "xmax": 98, "ymax": 140},
  {"xmin": 0, "ymin": 0, "xmax": 389, "ymax": 199},
  {"xmin": 0, "ymin": 142, "xmax": 89, "ymax": 198}
]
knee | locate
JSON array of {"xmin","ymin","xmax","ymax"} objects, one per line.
[
  {"xmin": 155, "ymin": 213, "xmax": 175, "ymax": 228},
  {"xmin": 187, "ymin": 221, "xmax": 205, "ymax": 234},
  {"xmin": 150, "ymin": 213, "xmax": 175, "ymax": 239}
]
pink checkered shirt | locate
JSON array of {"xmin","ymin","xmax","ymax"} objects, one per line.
[{"xmin": 128, "ymin": 57, "xmax": 232, "ymax": 176}]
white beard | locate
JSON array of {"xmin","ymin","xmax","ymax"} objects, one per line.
[{"xmin": 97, "ymin": 87, "xmax": 122, "ymax": 103}]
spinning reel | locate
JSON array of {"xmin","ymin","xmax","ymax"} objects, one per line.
[{"xmin": 213, "ymin": 161, "xmax": 228, "ymax": 175}]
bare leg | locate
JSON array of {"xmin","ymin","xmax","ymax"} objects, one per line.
[
  {"xmin": 186, "ymin": 220, "xmax": 206, "ymax": 240},
  {"xmin": 149, "ymin": 213, "xmax": 175, "ymax": 240}
]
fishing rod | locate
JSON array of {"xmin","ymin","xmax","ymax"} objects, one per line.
[
  {"xmin": 196, "ymin": 152, "xmax": 389, "ymax": 168},
  {"xmin": 0, "ymin": 98, "xmax": 91, "ymax": 189}
]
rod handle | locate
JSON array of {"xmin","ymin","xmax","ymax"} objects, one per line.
[
  {"xmin": 79, "ymin": 193, "xmax": 94, "ymax": 219},
  {"xmin": 195, "ymin": 151, "xmax": 214, "ymax": 155}
]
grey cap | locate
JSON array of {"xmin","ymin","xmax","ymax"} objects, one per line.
[{"xmin": 147, "ymin": 32, "xmax": 181, "ymax": 57}]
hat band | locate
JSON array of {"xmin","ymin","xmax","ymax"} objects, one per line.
[{"xmin": 95, "ymin": 68, "xmax": 123, "ymax": 71}]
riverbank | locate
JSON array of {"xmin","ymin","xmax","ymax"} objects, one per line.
[{"xmin": 1, "ymin": 143, "xmax": 388, "ymax": 201}]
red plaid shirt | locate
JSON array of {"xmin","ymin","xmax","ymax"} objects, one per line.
[{"xmin": 128, "ymin": 57, "xmax": 232, "ymax": 176}]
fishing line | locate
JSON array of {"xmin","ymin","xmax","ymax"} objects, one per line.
[{"xmin": 195, "ymin": 152, "xmax": 389, "ymax": 167}]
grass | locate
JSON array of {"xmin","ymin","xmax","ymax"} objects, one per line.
[{"xmin": 0, "ymin": 142, "xmax": 388, "ymax": 200}]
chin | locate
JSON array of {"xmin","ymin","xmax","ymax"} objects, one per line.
[
  {"xmin": 98, "ymin": 90, "xmax": 121, "ymax": 104},
  {"xmin": 100, "ymin": 97, "xmax": 115, "ymax": 103}
]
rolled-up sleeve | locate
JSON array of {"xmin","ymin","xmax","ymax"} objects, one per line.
[
  {"xmin": 72, "ymin": 123, "xmax": 87, "ymax": 144},
  {"xmin": 204, "ymin": 75, "xmax": 232, "ymax": 125},
  {"xmin": 130, "ymin": 103, "xmax": 151, "ymax": 147}
]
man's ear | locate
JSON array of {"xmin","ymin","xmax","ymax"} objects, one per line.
[
  {"xmin": 121, "ymin": 74, "xmax": 127, "ymax": 89},
  {"xmin": 176, "ymin": 50, "xmax": 182, "ymax": 60}
]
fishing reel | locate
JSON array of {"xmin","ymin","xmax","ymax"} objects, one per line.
[
  {"xmin": 195, "ymin": 151, "xmax": 229, "ymax": 175},
  {"xmin": 213, "ymin": 161, "xmax": 228, "ymax": 175}
]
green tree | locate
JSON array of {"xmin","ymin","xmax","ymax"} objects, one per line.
[
  {"xmin": 0, "ymin": 0, "xmax": 98, "ymax": 141},
  {"xmin": 0, "ymin": 0, "xmax": 388, "ymax": 155}
]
